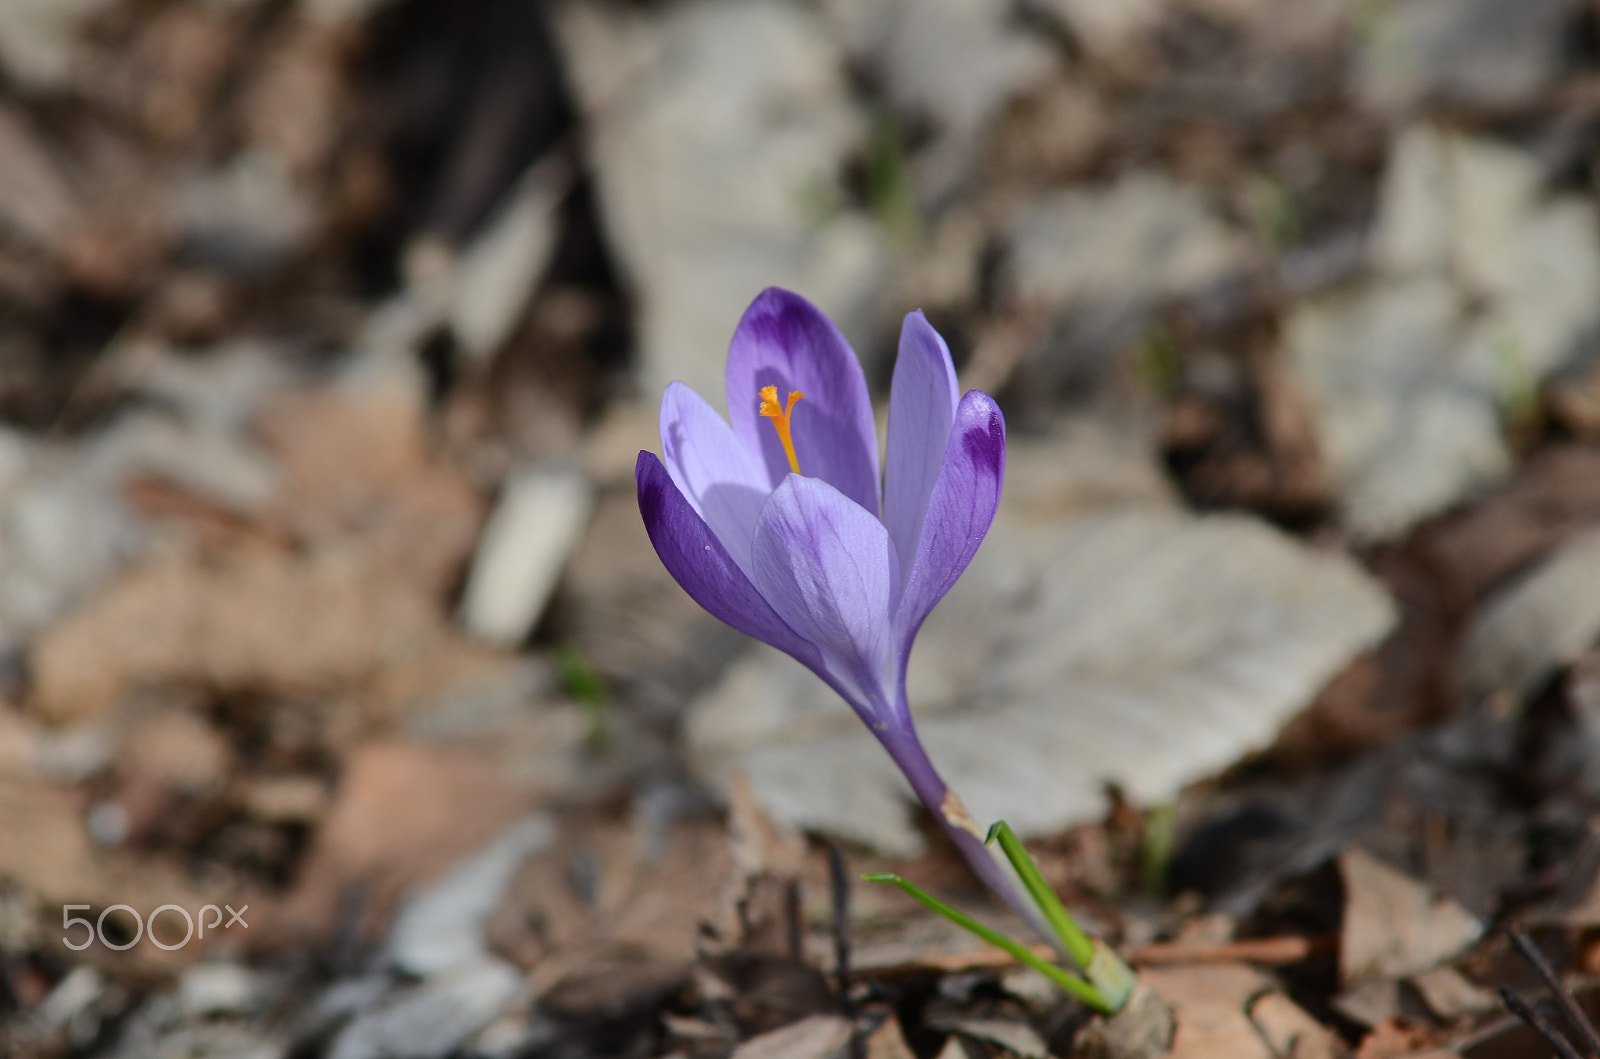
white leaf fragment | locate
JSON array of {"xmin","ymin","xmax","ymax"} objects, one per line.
[
  {"xmin": 550, "ymin": 0, "xmax": 888, "ymax": 406},
  {"xmin": 1286, "ymin": 125, "xmax": 1600, "ymax": 541}
]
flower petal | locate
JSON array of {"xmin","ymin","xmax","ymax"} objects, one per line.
[
  {"xmin": 893, "ymin": 390, "xmax": 1005, "ymax": 654},
  {"xmin": 636, "ymin": 452, "xmax": 824, "ymax": 669},
  {"xmin": 726, "ymin": 288, "xmax": 880, "ymax": 514},
  {"xmin": 751, "ymin": 474, "xmax": 900, "ymax": 718},
  {"xmin": 659, "ymin": 381, "xmax": 771, "ymax": 572},
  {"xmin": 883, "ymin": 310, "xmax": 960, "ymax": 591}
]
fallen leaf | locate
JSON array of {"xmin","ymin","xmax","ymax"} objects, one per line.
[
  {"xmin": 1458, "ymin": 526, "xmax": 1600, "ymax": 711},
  {"xmin": 0, "ymin": 767, "xmax": 214, "ymax": 972},
  {"xmin": 728, "ymin": 1014, "xmax": 852, "ymax": 1059},
  {"xmin": 1352, "ymin": 1019, "xmax": 1436, "ymax": 1059},
  {"xmin": 930, "ymin": 1018, "xmax": 1050, "ymax": 1059},
  {"xmin": 487, "ymin": 812, "xmax": 732, "ymax": 972},
  {"xmin": 1421, "ymin": 444, "xmax": 1600, "ymax": 602},
  {"xmin": 551, "ymin": 0, "xmax": 889, "ymax": 405},
  {"xmin": 29, "ymin": 549, "xmax": 481, "ymax": 725},
  {"xmin": 457, "ymin": 464, "xmax": 593, "ymax": 647},
  {"xmin": 1285, "ymin": 127, "xmax": 1600, "ymax": 541},
  {"xmin": 255, "ymin": 377, "xmax": 486, "ymax": 593},
  {"xmin": 1407, "ymin": 966, "xmax": 1497, "ymax": 1021},
  {"xmin": 1338, "ymin": 848, "xmax": 1482, "ymax": 985},
  {"xmin": 1249, "ymin": 991, "xmax": 1345, "ymax": 1059},
  {"xmin": 1005, "ymin": 171, "xmax": 1248, "ymax": 314},
  {"xmin": 1354, "ymin": 0, "xmax": 1571, "ymax": 113},
  {"xmin": 819, "ymin": 0, "xmax": 1058, "ymax": 201},
  {"xmin": 1141, "ymin": 963, "xmax": 1274, "ymax": 1059},
  {"xmin": 864, "ymin": 1016, "xmax": 918, "ymax": 1059},
  {"xmin": 269, "ymin": 741, "xmax": 538, "ymax": 949}
]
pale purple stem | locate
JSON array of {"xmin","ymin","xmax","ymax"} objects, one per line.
[{"xmin": 874, "ymin": 716, "xmax": 1059, "ymax": 949}]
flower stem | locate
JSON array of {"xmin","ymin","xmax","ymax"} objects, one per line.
[{"xmin": 873, "ymin": 724, "xmax": 1056, "ymax": 946}]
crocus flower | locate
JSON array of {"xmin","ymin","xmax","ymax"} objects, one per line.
[{"xmin": 635, "ymin": 287, "xmax": 1046, "ymax": 936}]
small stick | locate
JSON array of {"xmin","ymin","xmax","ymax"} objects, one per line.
[
  {"xmin": 827, "ymin": 842, "xmax": 853, "ymax": 992},
  {"xmin": 784, "ymin": 878, "xmax": 804, "ymax": 963},
  {"xmin": 1509, "ymin": 924, "xmax": 1600, "ymax": 1058},
  {"xmin": 1499, "ymin": 986, "xmax": 1586, "ymax": 1059},
  {"xmin": 852, "ymin": 933, "xmax": 1328, "ymax": 980},
  {"xmin": 829, "ymin": 844, "xmax": 863, "ymax": 1059},
  {"xmin": 1130, "ymin": 934, "xmax": 1333, "ymax": 966}
]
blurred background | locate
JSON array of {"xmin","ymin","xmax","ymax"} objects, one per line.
[{"xmin": 6, "ymin": 0, "xmax": 1600, "ymax": 1056}]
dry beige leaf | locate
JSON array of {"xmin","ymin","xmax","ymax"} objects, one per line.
[
  {"xmin": 1459, "ymin": 526, "xmax": 1600, "ymax": 710},
  {"xmin": 1249, "ymin": 991, "xmax": 1346, "ymax": 1059},
  {"xmin": 30, "ymin": 551, "xmax": 463, "ymax": 724},
  {"xmin": 1406, "ymin": 966, "xmax": 1496, "ymax": 1021},
  {"xmin": 932, "ymin": 1018, "xmax": 1050, "ymax": 1059},
  {"xmin": 1141, "ymin": 963, "xmax": 1273, "ymax": 1059},
  {"xmin": 119, "ymin": 707, "xmax": 231, "ymax": 793},
  {"xmin": 1338, "ymin": 848, "xmax": 1482, "ymax": 985},
  {"xmin": 269, "ymin": 741, "xmax": 537, "ymax": 950},
  {"xmin": 864, "ymin": 1016, "xmax": 917, "ymax": 1059},
  {"xmin": 728, "ymin": 1014, "xmax": 852, "ymax": 1059},
  {"xmin": 0, "ymin": 767, "xmax": 214, "ymax": 971},
  {"xmin": 257, "ymin": 382, "xmax": 486, "ymax": 592}
]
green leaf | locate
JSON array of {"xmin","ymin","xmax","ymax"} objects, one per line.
[
  {"xmin": 986, "ymin": 821, "xmax": 1135, "ymax": 1012},
  {"xmin": 861, "ymin": 872, "xmax": 1116, "ymax": 1014}
]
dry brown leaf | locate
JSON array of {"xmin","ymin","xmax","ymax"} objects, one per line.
[
  {"xmin": 864, "ymin": 1016, "xmax": 917, "ymax": 1059},
  {"xmin": 256, "ymin": 381, "xmax": 486, "ymax": 593},
  {"xmin": 717, "ymin": 771, "xmax": 808, "ymax": 954},
  {"xmin": 0, "ymin": 767, "xmax": 216, "ymax": 973},
  {"xmin": 1339, "ymin": 848, "xmax": 1482, "ymax": 985},
  {"xmin": 119, "ymin": 706, "xmax": 231, "ymax": 793},
  {"xmin": 1407, "ymin": 966, "xmax": 1496, "ymax": 1021},
  {"xmin": 1250, "ymin": 991, "xmax": 1346, "ymax": 1059},
  {"xmin": 488, "ymin": 813, "xmax": 731, "ymax": 973},
  {"xmin": 727, "ymin": 1014, "xmax": 852, "ymax": 1059},
  {"xmin": 1141, "ymin": 962, "xmax": 1274, "ymax": 1059},
  {"xmin": 237, "ymin": 15, "xmax": 348, "ymax": 179},
  {"xmin": 932, "ymin": 1018, "xmax": 1050, "ymax": 1059},
  {"xmin": 29, "ymin": 550, "xmax": 480, "ymax": 724},
  {"xmin": 266, "ymin": 741, "xmax": 537, "ymax": 949},
  {"xmin": 1352, "ymin": 1020, "xmax": 1437, "ymax": 1059}
]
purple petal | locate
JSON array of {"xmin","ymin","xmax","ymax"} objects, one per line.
[
  {"xmin": 725, "ymin": 288, "xmax": 880, "ymax": 515},
  {"xmin": 750, "ymin": 474, "xmax": 900, "ymax": 719},
  {"xmin": 892, "ymin": 390, "xmax": 1005, "ymax": 654},
  {"xmin": 883, "ymin": 311, "xmax": 960, "ymax": 593},
  {"xmin": 659, "ymin": 381, "xmax": 771, "ymax": 572},
  {"xmin": 636, "ymin": 452, "xmax": 824, "ymax": 670}
]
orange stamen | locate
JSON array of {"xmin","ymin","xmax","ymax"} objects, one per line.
[{"xmin": 758, "ymin": 385, "xmax": 806, "ymax": 475}]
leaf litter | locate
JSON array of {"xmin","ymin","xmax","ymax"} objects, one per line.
[{"xmin": 7, "ymin": 1, "xmax": 1600, "ymax": 1058}]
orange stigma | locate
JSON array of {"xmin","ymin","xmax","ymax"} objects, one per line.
[{"xmin": 758, "ymin": 385, "xmax": 805, "ymax": 474}]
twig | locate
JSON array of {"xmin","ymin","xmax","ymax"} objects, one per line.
[
  {"xmin": 827, "ymin": 842, "xmax": 852, "ymax": 993},
  {"xmin": 1509, "ymin": 924, "xmax": 1600, "ymax": 1058},
  {"xmin": 829, "ymin": 844, "xmax": 863, "ymax": 1059},
  {"xmin": 1129, "ymin": 934, "xmax": 1333, "ymax": 966},
  {"xmin": 852, "ymin": 932, "xmax": 1327, "ymax": 981},
  {"xmin": 1500, "ymin": 986, "xmax": 1587, "ymax": 1059}
]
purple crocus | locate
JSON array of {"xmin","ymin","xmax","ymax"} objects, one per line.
[{"xmin": 636, "ymin": 287, "xmax": 1046, "ymax": 935}]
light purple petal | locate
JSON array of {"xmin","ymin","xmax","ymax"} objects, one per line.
[
  {"xmin": 892, "ymin": 390, "xmax": 1005, "ymax": 655},
  {"xmin": 750, "ymin": 474, "xmax": 900, "ymax": 719},
  {"xmin": 883, "ymin": 311, "xmax": 960, "ymax": 594},
  {"xmin": 636, "ymin": 452, "xmax": 824, "ymax": 670},
  {"xmin": 725, "ymin": 288, "xmax": 880, "ymax": 515},
  {"xmin": 659, "ymin": 381, "xmax": 771, "ymax": 572}
]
